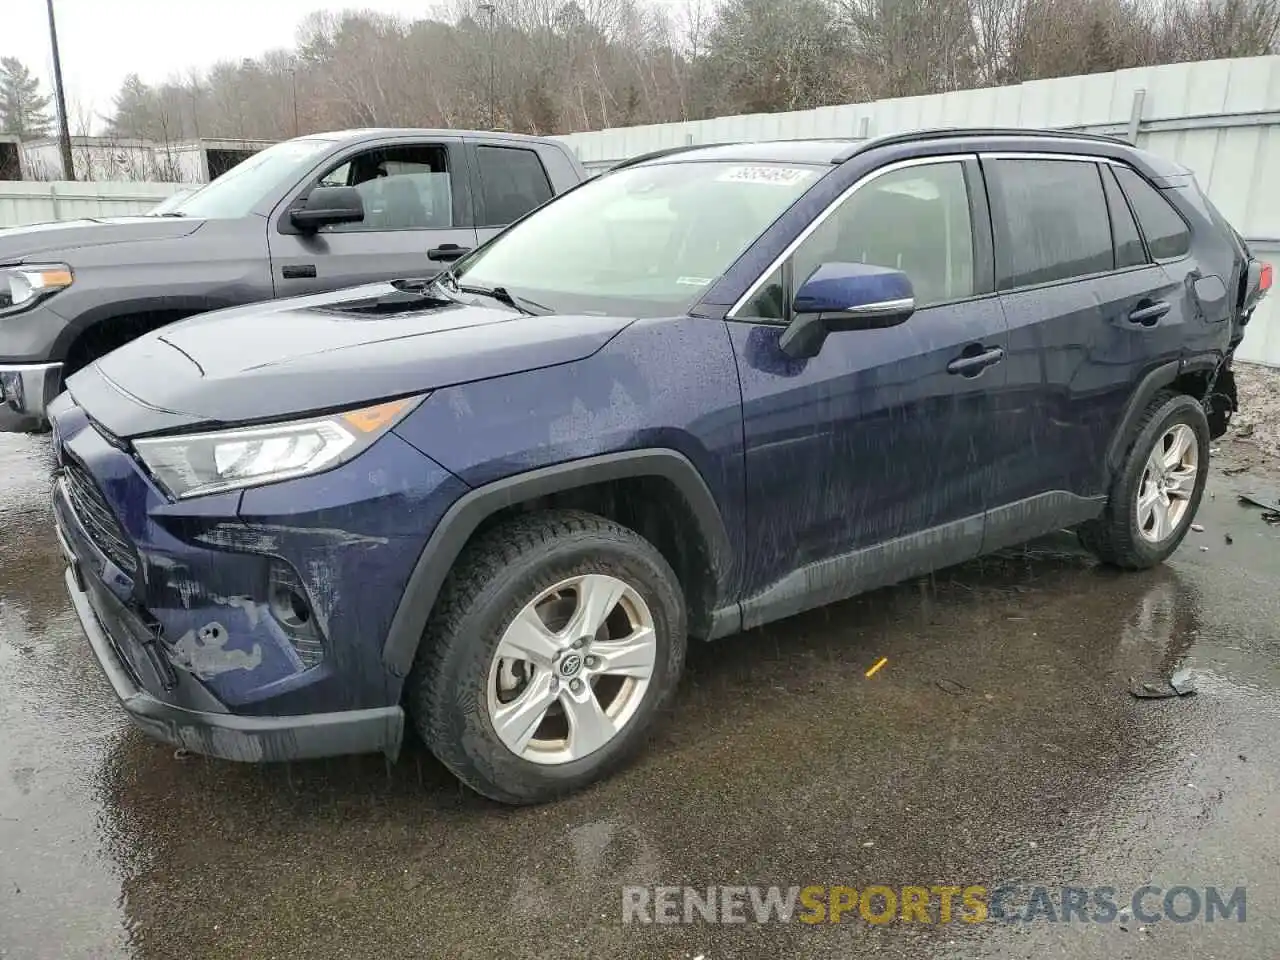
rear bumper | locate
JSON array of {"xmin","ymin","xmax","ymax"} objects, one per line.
[
  {"xmin": 0, "ymin": 362, "xmax": 62, "ymax": 431},
  {"xmin": 54, "ymin": 498, "xmax": 405, "ymax": 763}
]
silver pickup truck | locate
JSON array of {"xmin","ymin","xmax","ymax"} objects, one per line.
[{"xmin": 0, "ymin": 128, "xmax": 587, "ymax": 431}]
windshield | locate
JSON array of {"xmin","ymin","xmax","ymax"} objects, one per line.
[
  {"xmin": 452, "ymin": 161, "xmax": 822, "ymax": 317},
  {"xmin": 148, "ymin": 189, "xmax": 194, "ymax": 215},
  {"xmin": 168, "ymin": 139, "xmax": 334, "ymax": 220}
]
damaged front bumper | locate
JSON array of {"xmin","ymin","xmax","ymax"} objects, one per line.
[
  {"xmin": 47, "ymin": 386, "xmax": 466, "ymax": 765},
  {"xmin": 54, "ymin": 488, "xmax": 405, "ymax": 762}
]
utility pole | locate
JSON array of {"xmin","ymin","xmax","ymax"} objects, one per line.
[
  {"xmin": 290, "ymin": 67, "xmax": 299, "ymax": 137},
  {"xmin": 479, "ymin": 2, "xmax": 496, "ymax": 129},
  {"xmin": 45, "ymin": 0, "xmax": 75, "ymax": 180}
]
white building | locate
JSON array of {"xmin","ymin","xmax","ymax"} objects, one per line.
[{"xmin": 17, "ymin": 136, "xmax": 273, "ymax": 183}]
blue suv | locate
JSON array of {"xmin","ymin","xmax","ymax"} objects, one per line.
[{"xmin": 50, "ymin": 129, "xmax": 1269, "ymax": 803}]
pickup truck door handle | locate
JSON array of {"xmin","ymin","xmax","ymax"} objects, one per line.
[
  {"xmin": 428, "ymin": 244, "xmax": 472, "ymax": 262},
  {"xmin": 1128, "ymin": 300, "xmax": 1171, "ymax": 325},
  {"xmin": 947, "ymin": 345, "xmax": 1005, "ymax": 377},
  {"xmin": 281, "ymin": 264, "xmax": 317, "ymax": 279}
]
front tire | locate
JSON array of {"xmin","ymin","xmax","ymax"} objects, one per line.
[
  {"xmin": 1079, "ymin": 391, "xmax": 1210, "ymax": 569},
  {"xmin": 408, "ymin": 510, "xmax": 687, "ymax": 804}
]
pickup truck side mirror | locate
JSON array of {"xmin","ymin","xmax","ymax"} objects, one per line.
[
  {"xmin": 290, "ymin": 186, "xmax": 365, "ymax": 232},
  {"xmin": 778, "ymin": 262, "xmax": 915, "ymax": 358}
]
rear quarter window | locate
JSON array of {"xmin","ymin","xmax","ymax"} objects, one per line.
[
  {"xmin": 1101, "ymin": 165, "xmax": 1147, "ymax": 269},
  {"xmin": 1114, "ymin": 166, "xmax": 1192, "ymax": 260}
]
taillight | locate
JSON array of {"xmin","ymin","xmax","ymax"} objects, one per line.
[{"xmin": 1261, "ymin": 261, "xmax": 1273, "ymax": 297}]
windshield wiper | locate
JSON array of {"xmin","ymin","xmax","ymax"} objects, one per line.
[
  {"xmin": 392, "ymin": 277, "xmax": 457, "ymax": 304},
  {"xmin": 457, "ymin": 283, "xmax": 551, "ymax": 316}
]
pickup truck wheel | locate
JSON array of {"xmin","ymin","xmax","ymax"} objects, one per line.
[
  {"xmin": 1079, "ymin": 391, "xmax": 1210, "ymax": 569},
  {"xmin": 409, "ymin": 509, "xmax": 687, "ymax": 804}
]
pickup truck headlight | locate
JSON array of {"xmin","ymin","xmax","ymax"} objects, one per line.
[
  {"xmin": 133, "ymin": 396, "xmax": 425, "ymax": 499},
  {"xmin": 0, "ymin": 263, "xmax": 74, "ymax": 314}
]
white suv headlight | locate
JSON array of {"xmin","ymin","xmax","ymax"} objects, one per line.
[
  {"xmin": 0, "ymin": 263, "xmax": 74, "ymax": 314},
  {"xmin": 134, "ymin": 396, "xmax": 425, "ymax": 499}
]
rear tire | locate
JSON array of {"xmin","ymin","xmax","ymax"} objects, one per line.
[
  {"xmin": 1079, "ymin": 391, "xmax": 1210, "ymax": 570},
  {"xmin": 408, "ymin": 509, "xmax": 687, "ymax": 805}
]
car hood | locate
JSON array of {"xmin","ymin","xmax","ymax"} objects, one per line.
[
  {"xmin": 0, "ymin": 216, "xmax": 203, "ymax": 261},
  {"xmin": 67, "ymin": 281, "xmax": 634, "ymax": 438}
]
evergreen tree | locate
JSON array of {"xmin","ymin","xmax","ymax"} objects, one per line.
[
  {"xmin": 107, "ymin": 74, "xmax": 159, "ymax": 138},
  {"xmin": 0, "ymin": 58, "xmax": 53, "ymax": 138}
]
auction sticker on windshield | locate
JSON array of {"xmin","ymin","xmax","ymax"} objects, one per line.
[{"xmin": 716, "ymin": 166, "xmax": 814, "ymax": 186}]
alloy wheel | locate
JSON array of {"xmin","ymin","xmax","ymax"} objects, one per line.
[
  {"xmin": 486, "ymin": 573, "xmax": 657, "ymax": 765},
  {"xmin": 1136, "ymin": 422, "xmax": 1199, "ymax": 544}
]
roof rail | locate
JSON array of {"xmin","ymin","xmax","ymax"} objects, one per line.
[
  {"xmin": 606, "ymin": 142, "xmax": 739, "ymax": 171},
  {"xmin": 832, "ymin": 126, "xmax": 1128, "ymax": 163}
]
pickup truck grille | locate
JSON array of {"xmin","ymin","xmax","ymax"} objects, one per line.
[{"xmin": 63, "ymin": 461, "xmax": 138, "ymax": 574}]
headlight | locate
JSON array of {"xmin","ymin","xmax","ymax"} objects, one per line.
[
  {"xmin": 0, "ymin": 263, "xmax": 74, "ymax": 314},
  {"xmin": 133, "ymin": 396, "xmax": 425, "ymax": 499}
]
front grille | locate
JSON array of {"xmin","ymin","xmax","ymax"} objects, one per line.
[
  {"xmin": 49, "ymin": 418, "xmax": 63, "ymax": 472},
  {"xmin": 62, "ymin": 460, "xmax": 138, "ymax": 574}
]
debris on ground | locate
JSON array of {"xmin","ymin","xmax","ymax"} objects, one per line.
[
  {"xmin": 1170, "ymin": 668, "xmax": 1196, "ymax": 695},
  {"xmin": 1191, "ymin": 523, "xmax": 1205, "ymax": 532},
  {"xmin": 1230, "ymin": 363, "xmax": 1280, "ymax": 461},
  {"xmin": 1129, "ymin": 669, "xmax": 1198, "ymax": 699},
  {"xmin": 1238, "ymin": 489, "xmax": 1280, "ymax": 523},
  {"xmin": 1225, "ymin": 533, "xmax": 1234, "ymax": 544},
  {"xmin": 935, "ymin": 678, "xmax": 969, "ymax": 695},
  {"xmin": 865, "ymin": 656, "xmax": 888, "ymax": 678},
  {"xmin": 1239, "ymin": 490, "xmax": 1280, "ymax": 511}
]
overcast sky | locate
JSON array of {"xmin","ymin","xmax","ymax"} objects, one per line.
[
  {"xmin": 5, "ymin": 0, "xmax": 699, "ymax": 132},
  {"xmin": 9, "ymin": 0, "xmax": 670, "ymax": 131}
]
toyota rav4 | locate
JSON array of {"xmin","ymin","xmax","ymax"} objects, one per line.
[{"xmin": 49, "ymin": 129, "xmax": 1269, "ymax": 804}]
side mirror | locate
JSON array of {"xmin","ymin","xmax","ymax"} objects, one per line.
[
  {"xmin": 290, "ymin": 186, "xmax": 365, "ymax": 232},
  {"xmin": 779, "ymin": 262, "xmax": 915, "ymax": 358}
]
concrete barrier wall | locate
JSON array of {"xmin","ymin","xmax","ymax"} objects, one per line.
[{"xmin": 0, "ymin": 181, "xmax": 186, "ymax": 228}]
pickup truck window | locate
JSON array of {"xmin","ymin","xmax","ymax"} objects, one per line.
[
  {"xmin": 476, "ymin": 146, "xmax": 554, "ymax": 226},
  {"xmin": 168, "ymin": 139, "xmax": 333, "ymax": 220},
  {"xmin": 320, "ymin": 145, "xmax": 455, "ymax": 232}
]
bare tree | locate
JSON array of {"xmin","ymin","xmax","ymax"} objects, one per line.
[
  {"xmin": 1166, "ymin": 0, "xmax": 1280, "ymax": 58},
  {"xmin": 94, "ymin": 0, "xmax": 1280, "ymax": 151}
]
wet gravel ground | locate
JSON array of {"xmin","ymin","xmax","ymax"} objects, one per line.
[{"xmin": 3, "ymin": 430, "xmax": 1280, "ymax": 959}]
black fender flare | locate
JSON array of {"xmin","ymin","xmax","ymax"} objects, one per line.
[
  {"xmin": 380, "ymin": 449, "xmax": 735, "ymax": 677},
  {"xmin": 1103, "ymin": 359, "xmax": 1182, "ymax": 474},
  {"xmin": 51, "ymin": 295, "xmax": 237, "ymax": 362}
]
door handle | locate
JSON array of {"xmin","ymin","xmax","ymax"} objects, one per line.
[
  {"xmin": 428, "ymin": 244, "xmax": 472, "ymax": 262},
  {"xmin": 1128, "ymin": 300, "xmax": 1171, "ymax": 325},
  {"xmin": 947, "ymin": 346, "xmax": 1005, "ymax": 377},
  {"xmin": 281, "ymin": 264, "xmax": 317, "ymax": 279}
]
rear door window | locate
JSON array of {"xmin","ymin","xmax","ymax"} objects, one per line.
[
  {"xmin": 476, "ymin": 146, "xmax": 554, "ymax": 227},
  {"xmin": 1113, "ymin": 166, "xmax": 1192, "ymax": 260},
  {"xmin": 987, "ymin": 159, "xmax": 1113, "ymax": 289}
]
